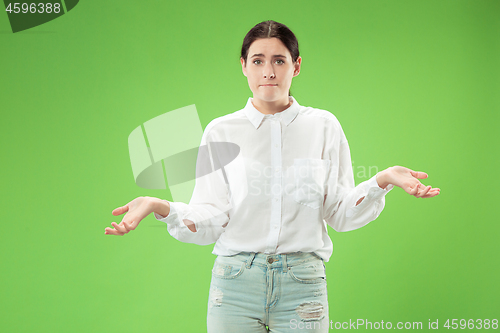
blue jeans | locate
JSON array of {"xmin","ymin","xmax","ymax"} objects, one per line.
[{"xmin": 207, "ymin": 252, "xmax": 329, "ymax": 332}]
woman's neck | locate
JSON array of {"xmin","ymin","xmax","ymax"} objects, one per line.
[{"xmin": 251, "ymin": 96, "xmax": 292, "ymax": 115}]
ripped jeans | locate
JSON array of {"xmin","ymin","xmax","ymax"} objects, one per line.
[{"xmin": 207, "ymin": 252, "xmax": 329, "ymax": 333}]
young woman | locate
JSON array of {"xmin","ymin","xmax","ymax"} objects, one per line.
[{"xmin": 105, "ymin": 21, "xmax": 440, "ymax": 332}]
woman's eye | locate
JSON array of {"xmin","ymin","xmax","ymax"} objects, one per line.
[
  {"xmin": 275, "ymin": 59, "xmax": 285, "ymax": 65},
  {"xmin": 253, "ymin": 60, "xmax": 262, "ymax": 65}
]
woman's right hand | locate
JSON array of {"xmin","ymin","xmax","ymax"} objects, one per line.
[{"xmin": 105, "ymin": 196, "xmax": 159, "ymax": 236}]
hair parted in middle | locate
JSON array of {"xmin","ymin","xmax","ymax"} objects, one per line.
[{"xmin": 240, "ymin": 20, "xmax": 300, "ymax": 64}]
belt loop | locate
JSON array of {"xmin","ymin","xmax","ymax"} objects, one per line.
[
  {"xmin": 246, "ymin": 252, "xmax": 256, "ymax": 269},
  {"xmin": 282, "ymin": 253, "xmax": 288, "ymax": 273}
]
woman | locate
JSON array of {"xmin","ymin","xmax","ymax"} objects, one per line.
[{"xmin": 105, "ymin": 21, "xmax": 440, "ymax": 332}]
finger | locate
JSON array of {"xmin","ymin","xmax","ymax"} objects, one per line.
[
  {"xmin": 412, "ymin": 184, "xmax": 423, "ymax": 197},
  {"xmin": 112, "ymin": 205, "xmax": 129, "ymax": 216},
  {"xmin": 122, "ymin": 220, "xmax": 135, "ymax": 232},
  {"xmin": 106, "ymin": 224, "xmax": 124, "ymax": 236},
  {"xmin": 416, "ymin": 185, "xmax": 431, "ymax": 198},
  {"xmin": 122, "ymin": 221, "xmax": 130, "ymax": 231},
  {"xmin": 119, "ymin": 222, "xmax": 130, "ymax": 233},
  {"xmin": 421, "ymin": 187, "xmax": 439, "ymax": 196},
  {"xmin": 105, "ymin": 226, "xmax": 124, "ymax": 236},
  {"xmin": 127, "ymin": 219, "xmax": 139, "ymax": 230},
  {"xmin": 421, "ymin": 188, "xmax": 440, "ymax": 198},
  {"xmin": 418, "ymin": 184, "xmax": 430, "ymax": 197},
  {"xmin": 410, "ymin": 170, "xmax": 428, "ymax": 179},
  {"xmin": 406, "ymin": 183, "xmax": 420, "ymax": 195},
  {"xmin": 112, "ymin": 222, "xmax": 128, "ymax": 234}
]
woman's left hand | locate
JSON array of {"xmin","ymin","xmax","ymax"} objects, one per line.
[{"xmin": 377, "ymin": 166, "xmax": 440, "ymax": 198}]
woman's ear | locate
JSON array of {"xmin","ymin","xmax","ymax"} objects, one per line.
[
  {"xmin": 240, "ymin": 57, "xmax": 247, "ymax": 77},
  {"xmin": 293, "ymin": 56, "xmax": 302, "ymax": 77}
]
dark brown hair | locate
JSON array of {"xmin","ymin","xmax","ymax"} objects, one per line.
[{"xmin": 241, "ymin": 20, "xmax": 300, "ymax": 64}]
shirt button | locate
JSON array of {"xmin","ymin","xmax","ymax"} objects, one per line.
[{"xmin": 274, "ymin": 144, "xmax": 279, "ymax": 148}]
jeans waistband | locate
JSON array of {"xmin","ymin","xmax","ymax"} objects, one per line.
[{"xmin": 220, "ymin": 252, "xmax": 323, "ymax": 273}]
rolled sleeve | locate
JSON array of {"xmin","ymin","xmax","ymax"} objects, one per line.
[
  {"xmin": 345, "ymin": 173, "xmax": 394, "ymax": 219},
  {"xmin": 153, "ymin": 200, "xmax": 181, "ymax": 226}
]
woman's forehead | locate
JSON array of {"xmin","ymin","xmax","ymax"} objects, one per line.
[{"xmin": 248, "ymin": 38, "xmax": 291, "ymax": 57}]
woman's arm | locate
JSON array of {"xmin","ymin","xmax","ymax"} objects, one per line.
[
  {"xmin": 105, "ymin": 119, "xmax": 231, "ymax": 242},
  {"xmin": 323, "ymin": 132, "xmax": 441, "ymax": 232},
  {"xmin": 104, "ymin": 197, "xmax": 198, "ymax": 236},
  {"xmin": 152, "ymin": 198, "xmax": 171, "ymax": 217}
]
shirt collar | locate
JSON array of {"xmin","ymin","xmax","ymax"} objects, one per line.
[{"xmin": 243, "ymin": 96, "xmax": 300, "ymax": 129}]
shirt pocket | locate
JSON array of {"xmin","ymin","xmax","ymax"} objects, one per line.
[{"xmin": 293, "ymin": 158, "xmax": 330, "ymax": 209}]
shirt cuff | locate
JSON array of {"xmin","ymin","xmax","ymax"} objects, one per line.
[
  {"xmin": 153, "ymin": 201, "xmax": 181, "ymax": 226},
  {"xmin": 345, "ymin": 174, "xmax": 394, "ymax": 218},
  {"xmin": 365, "ymin": 173, "xmax": 394, "ymax": 198}
]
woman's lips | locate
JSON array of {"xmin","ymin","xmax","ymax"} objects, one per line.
[{"xmin": 260, "ymin": 84, "xmax": 278, "ymax": 86}]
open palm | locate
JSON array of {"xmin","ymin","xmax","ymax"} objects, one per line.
[
  {"xmin": 104, "ymin": 197, "xmax": 154, "ymax": 236},
  {"xmin": 385, "ymin": 166, "xmax": 440, "ymax": 198}
]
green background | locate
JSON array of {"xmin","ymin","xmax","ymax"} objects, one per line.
[{"xmin": 1, "ymin": 0, "xmax": 499, "ymax": 332}]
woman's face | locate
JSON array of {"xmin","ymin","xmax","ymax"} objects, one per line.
[{"xmin": 241, "ymin": 38, "xmax": 301, "ymax": 106}]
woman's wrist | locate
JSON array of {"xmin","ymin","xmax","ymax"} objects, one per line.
[
  {"xmin": 149, "ymin": 197, "xmax": 171, "ymax": 217},
  {"xmin": 376, "ymin": 167, "xmax": 393, "ymax": 189}
]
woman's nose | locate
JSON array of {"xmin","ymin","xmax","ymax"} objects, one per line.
[{"xmin": 263, "ymin": 63, "xmax": 275, "ymax": 79}]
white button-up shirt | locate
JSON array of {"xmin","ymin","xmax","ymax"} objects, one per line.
[{"xmin": 154, "ymin": 97, "xmax": 393, "ymax": 261}]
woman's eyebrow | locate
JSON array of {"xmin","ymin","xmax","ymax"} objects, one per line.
[{"xmin": 250, "ymin": 53, "xmax": 287, "ymax": 58}]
